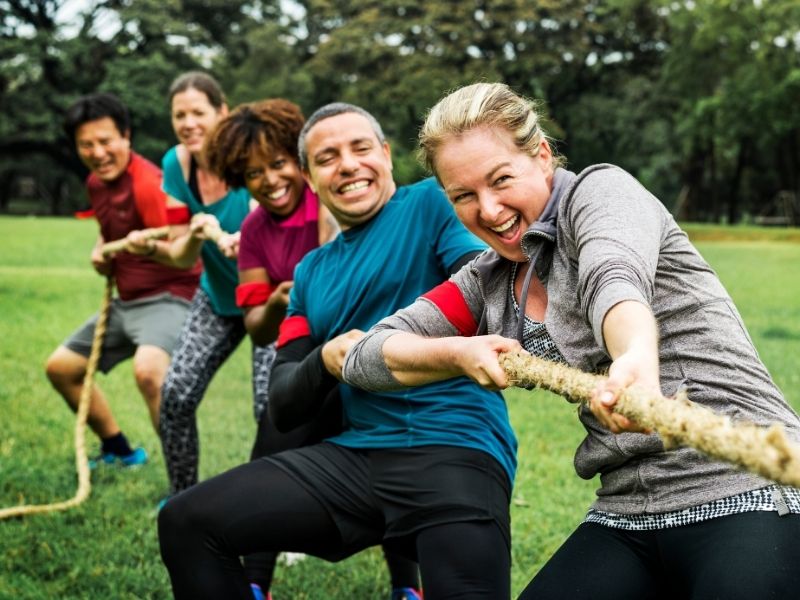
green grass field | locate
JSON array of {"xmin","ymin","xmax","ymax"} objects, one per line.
[{"xmin": 1, "ymin": 216, "xmax": 799, "ymax": 599}]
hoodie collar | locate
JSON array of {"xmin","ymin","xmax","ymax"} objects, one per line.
[{"xmin": 520, "ymin": 167, "xmax": 576, "ymax": 260}]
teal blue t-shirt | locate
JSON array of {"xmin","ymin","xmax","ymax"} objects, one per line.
[
  {"xmin": 289, "ymin": 178, "xmax": 518, "ymax": 484},
  {"xmin": 161, "ymin": 146, "xmax": 251, "ymax": 316}
]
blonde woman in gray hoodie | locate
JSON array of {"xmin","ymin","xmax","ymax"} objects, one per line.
[{"xmin": 343, "ymin": 82, "xmax": 800, "ymax": 600}]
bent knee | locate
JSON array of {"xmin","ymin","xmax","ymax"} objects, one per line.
[{"xmin": 45, "ymin": 348, "xmax": 86, "ymax": 384}]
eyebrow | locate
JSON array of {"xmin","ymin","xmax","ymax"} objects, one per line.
[{"xmin": 444, "ymin": 161, "xmax": 512, "ymax": 194}]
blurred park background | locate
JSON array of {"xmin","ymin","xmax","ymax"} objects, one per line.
[
  {"xmin": 1, "ymin": 0, "xmax": 799, "ymax": 224},
  {"xmin": 2, "ymin": 1, "xmax": 800, "ymax": 597}
]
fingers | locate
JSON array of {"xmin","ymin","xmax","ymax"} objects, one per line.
[
  {"xmin": 461, "ymin": 335, "xmax": 524, "ymax": 390},
  {"xmin": 589, "ymin": 380, "xmax": 650, "ymax": 434}
]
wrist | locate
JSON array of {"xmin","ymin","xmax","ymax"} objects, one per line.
[{"xmin": 145, "ymin": 241, "xmax": 157, "ymax": 256}]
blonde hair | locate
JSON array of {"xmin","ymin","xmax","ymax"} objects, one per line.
[{"xmin": 418, "ymin": 82, "xmax": 564, "ymax": 176}]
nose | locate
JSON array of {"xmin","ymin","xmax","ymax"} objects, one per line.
[
  {"xmin": 89, "ymin": 144, "xmax": 106, "ymax": 160},
  {"xmin": 264, "ymin": 168, "xmax": 280, "ymax": 187},
  {"xmin": 477, "ymin": 191, "xmax": 503, "ymax": 222},
  {"xmin": 338, "ymin": 149, "xmax": 359, "ymax": 174}
]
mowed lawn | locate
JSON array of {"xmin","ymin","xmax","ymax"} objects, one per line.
[{"xmin": 1, "ymin": 216, "xmax": 799, "ymax": 599}]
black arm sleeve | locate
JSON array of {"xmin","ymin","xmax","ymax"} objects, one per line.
[
  {"xmin": 268, "ymin": 335, "xmax": 340, "ymax": 433},
  {"xmin": 448, "ymin": 250, "xmax": 483, "ymax": 276}
]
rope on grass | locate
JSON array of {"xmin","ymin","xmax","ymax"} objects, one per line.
[
  {"xmin": 500, "ymin": 351, "xmax": 800, "ymax": 488},
  {"xmin": 0, "ymin": 277, "xmax": 113, "ymax": 520},
  {"xmin": 100, "ymin": 226, "xmax": 171, "ymax": 256}
]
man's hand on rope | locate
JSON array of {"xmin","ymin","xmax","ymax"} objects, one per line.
[
  {"xmin": 589, "ymin": 350, "xmax": 657, "ymax": 435},
  {"xmin": 124, "ymin": 229, "xmax": 158, "ymax": 257},
  {"xmin": 322, "ymin": 329, "xmax": 365, "ymax": 380},
  {"xmin": 90, "ymin": 245, "xmax": 113, "ymax": 276}
]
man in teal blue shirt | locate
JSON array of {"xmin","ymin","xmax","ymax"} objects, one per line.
[{"xmin": 159, "ymin": 103, "xmax": 516, "ymax": 600}]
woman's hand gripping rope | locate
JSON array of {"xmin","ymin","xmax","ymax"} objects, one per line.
[{"xmin": 499, "ymin": 351, "xmax": 800, "ymax": 488}]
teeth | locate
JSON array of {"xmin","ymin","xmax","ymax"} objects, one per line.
[
  {"xmin": 269, "ymin": 187, "xmax": 288, "ymax": 199},
  {"xmin": 340, "ymin": 180, "xmax": 369, "ymax": 193},
  {"xmin": 491, "ymin": 215, "xmax": 519, "ymax": 233}
]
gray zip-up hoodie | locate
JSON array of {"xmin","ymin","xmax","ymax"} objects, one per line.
[{"xmin": 344, "ymin": 164, "xmax": 800, "ymax": 514}]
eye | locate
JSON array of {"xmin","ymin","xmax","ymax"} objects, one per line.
[
  {"xmin": 244, "ymin": 170, "xmax": 262, "ymax": 181},
  {"xmin": 451, "ymin": 192, "xmax": 473, "ymax": 204},
  {"xmin": 315, "ymin": 155, "xmax": 334, "ymax": 166},
  {"xmin": 271, "ymin": 159, "xmax": 286, "ymax": 169},
  {"xmin": 493, "ymin": 175, "xmax": 511, "ymax": 186}
]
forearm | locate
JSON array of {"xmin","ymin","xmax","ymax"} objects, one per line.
[
  {"xmin": 381, "ymin": 333, "xmax": 466, "ymax": 387},
  {"xmin": 244, "ymin": 303, "xmax": 287, "ymax": 347},
  {"xmin": 268, "ymin": 339, "xmax": 339, "ymax": 432},
  {"xmin": 602, "ymin": 300, "xmax": 659, "ymax": 367},
  {"xmin": 162, "ymin": 231, "xmax": 204, "ymax": 268}
]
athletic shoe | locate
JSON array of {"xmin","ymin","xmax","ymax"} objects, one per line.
[
  {"xmin": 250, "ymin": 583, "xmax": 273, "ymax": 600},
  {"xmin": 391, "ymin": 587, "xmax": 423, "ymax": 600},
  {"xmin": 88, "ymin": 446, "xmax": 148, "ymax": 469}
]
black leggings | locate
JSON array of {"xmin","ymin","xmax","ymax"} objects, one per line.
[
  {"xmin": 159, "ymin": 458, "xmax": 509, "ymax": 599},
  {"xmin": 519, "ymin": 512, "xmax": 800, "ymax": 600},
  {"xmin": 244, "ymin": 391, "xmax": 418, "ymax": 592}
]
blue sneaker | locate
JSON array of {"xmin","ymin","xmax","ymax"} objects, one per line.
[
  {"xmin": 250, "ymin": 583, "xmax": 272, "ymax": 600},
  {"xmin": 391, "ymin": 588, "xmax": 423, "ymax": 600},
  {"xmin": 89, "ymin": 446, "xmax": 148, "ymax": 469}
]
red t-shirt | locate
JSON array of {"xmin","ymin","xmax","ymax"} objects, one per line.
[{"xmin": 87, "ymin": 152, "xmax": 201, "ymax": 301}]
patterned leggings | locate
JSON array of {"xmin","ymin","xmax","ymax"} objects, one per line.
[{"xmin": 160, "ymin": 289, "xmax": 276, "ymax": 494}]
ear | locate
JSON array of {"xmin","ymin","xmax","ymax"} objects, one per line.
[
  {"xmin": 383, "ymin": 141, "xmax": 393, "ymax": 172},
  {"xmin": 219, "ymin": 103, "xmax": 229, "ymax": 118},
  {"xmin": 537, "ymin": 138, "xmax": 553, "ymax": 167},
  {"xmin": 302, "ymin": 169, "xmax": 316, "ymax": 194}
]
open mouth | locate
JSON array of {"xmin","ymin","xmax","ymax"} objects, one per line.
[
  {"xmin": 489, "ymin": 214, "xmax": 520, "ymax": 239},
  {"xmin": 269, "ymin": 187, "xmax": 288, "ymax": 200},
  {"xmin": 339, "ymin": 180, "xmax": 370, "ymax": 194}
]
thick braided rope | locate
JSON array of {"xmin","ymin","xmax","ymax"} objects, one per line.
[
  {"xmin": 500, "ymin": 351, "xmax": 800, "ymax": 488},
  {"xmin": 100, "ymin": 226, "xmax": 171, "ymax": 256},
  {"xmin": 0, "ymin": 277, "xmax": 113, "ymax": 520},
  {"xmin": 100, "ymin": 220, "xmax": 225, "ymax": 257}
]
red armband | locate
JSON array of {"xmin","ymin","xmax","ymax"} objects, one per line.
[
  {"xmin": 167, "ymin": 205, "xmax": 191, "ymax": 225},
  {"xmin": 74, "ymin": 208, "xmax": 96, "ymax": 219},
  {"xmin": 236, "ymin": 281, "xmax": 276, "ymax": 308},
  {"xmin": 276, "ymin": 316, "xmax": 311, "ymax": 348},
  {"xmin": 421, "ymin": 281, "xmax": 478, "ymax": 336}
]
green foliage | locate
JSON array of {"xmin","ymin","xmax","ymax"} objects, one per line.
[
  {"xmin": 1, "ymin": 217, "xmax": 799, "ymax": 597},
  {"xmin": 1, "ymin": 0, "xmax": 799, "ymax": 220}
]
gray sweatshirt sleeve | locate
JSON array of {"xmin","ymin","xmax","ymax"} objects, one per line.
[
  {"xmin": 343, "ymin": 264, "xmax": 484, "ymax": 392},
  {"xmin": 564, "ymin": 167, "xmax": 665, "ymax": 351}
]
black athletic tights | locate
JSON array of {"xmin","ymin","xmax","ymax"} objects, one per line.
[
  {"xmin": 243, "ymin": 392, "xmax": 418, "ymax": 593},
  {"xmin": 519, "ymin": 512, "xmax": 800, "ymax": 600},
  {"xmin": 158, "ymin": 458, "xmax": 510, "ymax": 599}
]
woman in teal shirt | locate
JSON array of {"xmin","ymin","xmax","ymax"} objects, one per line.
[{"xmin": 155, "ymin": 71, "xmax": 273, "ymax": 497}]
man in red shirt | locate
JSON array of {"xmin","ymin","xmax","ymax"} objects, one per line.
[{"xmin": 45, "ymin": 93, "xmax": 200, "ymax": 467}]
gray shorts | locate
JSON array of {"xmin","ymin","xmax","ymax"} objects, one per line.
[{"xmin": 63, "ymin": 292, "xmax": 190, "ymax": 373}]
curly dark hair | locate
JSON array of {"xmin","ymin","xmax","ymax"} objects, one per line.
[{"xmin": 205, "ymin": 99, "xmax": 305, "ymax": 188}]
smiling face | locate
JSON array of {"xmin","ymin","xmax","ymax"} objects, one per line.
[
  {"xmin": 243, "ymin": 150, "xmax": 305, "ymax": 217},
  {"xmin": 171, "ymin": 87, "xmax": 226, "ymax": 156},
  {"xmin": 302, "ymin": 112, "xmax": 396, "ymax": 230},
  {"xmin": 74, "ymin": 117, "xmax": 131, "ymax": 183},
  {"xmin": 435, "ymin": 126, "xmax": 554, "ymax": 262}
]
